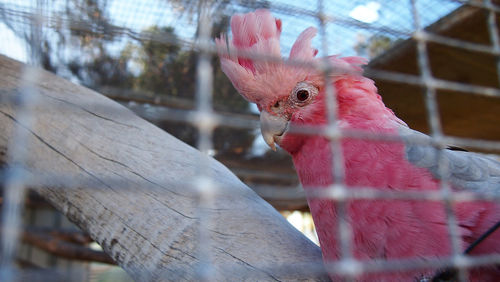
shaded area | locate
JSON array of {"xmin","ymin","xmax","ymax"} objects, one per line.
[{"xmin": 367, "ymin": 3, "xmax": 500, "ymax": 151}]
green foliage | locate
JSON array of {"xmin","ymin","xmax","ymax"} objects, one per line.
[
  {"xmin": 367, "ymin": 35, "xmax": 400, "ymax": 58},
  {"xmin": 133, "ymin": 26, "xmax": 189, "ymax": 97},
  {"xmin": 110, "ymin": 24, "xmax": 255, "ymax": 154},
  {"xmin": 354, "ymin": 34, "xmax": 402, "ymax": 59}
]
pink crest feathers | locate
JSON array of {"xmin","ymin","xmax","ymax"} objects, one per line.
[
  {"xmin": 216, "ymin": 9, "xmax": 282, "ymax": 76},
  {"xmin": 216, "ymin": 9, "xmax": 320, "ymax": 108},
  {"xmin": 216, "ymin": 9, "xmax": 366, "ymax": 110},
  {"xmin": 289, "ymin": 27, "xmax": 318, "ymax": 61}
]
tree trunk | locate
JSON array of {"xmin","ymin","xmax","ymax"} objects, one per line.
[{"xmin": 0, "ymin": 55, "xmax": 327, "ymax": 281}]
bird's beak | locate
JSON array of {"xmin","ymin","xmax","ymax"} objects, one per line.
[{"xmin": 260, "ymin": 110, "xmax": 289, "ymax": 151}]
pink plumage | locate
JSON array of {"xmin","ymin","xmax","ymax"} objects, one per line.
[{"xmin": 217, "ymin": 9, "xmax": 500, "ymax": 281}]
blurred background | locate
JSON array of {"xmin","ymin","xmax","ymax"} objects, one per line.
[{"xmin": 1, "ymin": 0, "xmax": 500, "ymax": 280}]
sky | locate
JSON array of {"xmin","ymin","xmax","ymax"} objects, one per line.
[{"xmin": 0, "ymin": 21, "xmax": 26, "ymax": 62}]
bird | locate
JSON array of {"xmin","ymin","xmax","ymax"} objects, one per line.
[{"xmin": 216, "ymin": 9, "xmax": 500, "ymax": 281}]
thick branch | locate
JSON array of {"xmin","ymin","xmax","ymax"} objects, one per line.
[{"xmin": 0, "ymin": 55, "xmax": 327, "ymax": 281}]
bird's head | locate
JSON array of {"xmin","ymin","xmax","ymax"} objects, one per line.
[{"xmin": 216, "ymin": 9, "xmax": 367, "ymax": 153}]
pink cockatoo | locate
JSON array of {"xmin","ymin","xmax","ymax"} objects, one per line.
[{"xmin": 216, "ymin": 9, "xmax": 500, "ymax": 281}]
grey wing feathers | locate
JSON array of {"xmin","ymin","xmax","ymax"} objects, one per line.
[{"xmin": 399, "ymin": 126, "xmax": 500, "ymax": 195}]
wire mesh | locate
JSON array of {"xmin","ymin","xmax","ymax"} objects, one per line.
[{"xmin": 0, "ymin": 0, "xmax": 500, "ymax": 281}]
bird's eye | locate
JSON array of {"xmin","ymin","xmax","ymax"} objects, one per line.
[
  {"xmin": 291, "ymin": 81, "xmax": 317, "ymax": 106},
  {"xmin": 296, "ymin": 90, "xmax": 309, "ymax": 102}
]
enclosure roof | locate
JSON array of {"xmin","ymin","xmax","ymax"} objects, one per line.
[{"xmin": 367, "ymin": 3, "xmax": 500, "ymax": 153}]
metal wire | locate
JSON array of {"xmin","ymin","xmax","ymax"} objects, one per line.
[
  {"xmin": 0, "ymin": 2, "xmax": 45, "ymax": 279},
  {"xmin": 0, "ymin": 0, "xmax": 499, "ymax": 281},
  {"xmin": 411, "ymin": 0, "xmax": 468, "ymax": 280},
  {"xmin": 194, "ymin": 0, "xmax": 217, "ymax": 280},
  {"xmin": 0, "ymin": 70, "xmax": 39, "ymax": 281},
  {"xmin": 316, "ymin": 0, "xmax": 358, "ymax": 279}
]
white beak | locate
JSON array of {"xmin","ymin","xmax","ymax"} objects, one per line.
[{"xmin": 259, "ymin": 110, "xmax": 289, "ymax": 151}]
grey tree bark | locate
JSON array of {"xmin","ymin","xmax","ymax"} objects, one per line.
[{"xmin": 0, "ymin": 55, "xmax": 327, "ymax": 281}]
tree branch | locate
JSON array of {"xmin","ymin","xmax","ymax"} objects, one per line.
[{"xmin": 0, "ymin": 55, "xmax": 327, "ymax": 281}]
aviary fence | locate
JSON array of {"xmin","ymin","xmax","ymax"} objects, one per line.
[{"xmin": 0, "ymin": 0, "xmax": 499, "ymax": 281}]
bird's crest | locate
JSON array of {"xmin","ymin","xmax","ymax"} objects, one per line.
[
  {"xmin": 216, "ymin": 9, "xmax": 320, "ymax": 109},
  {"xmin": 216, "ymin": 9, "xmax": 366, "ymax": 110}
]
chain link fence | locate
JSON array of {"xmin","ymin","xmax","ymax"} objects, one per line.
[{"xmin": 0, "ymin": 0, "xmax": 499, "ymax": 281}]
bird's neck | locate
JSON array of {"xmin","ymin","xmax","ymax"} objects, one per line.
[
  {"xmin": 289, "ymin": 75, "xmax": 405, "ymax": 187},
  {"xmin": 290, "ymin": 112, "xmax": 403, "ymax": 189},
  {"xmin": 334, "ymin": 76, "xmax": 402, "ymax": 127},
  {"xmin": 291, "ymin": 136, "xmax": 334, "ymax": 188}
]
